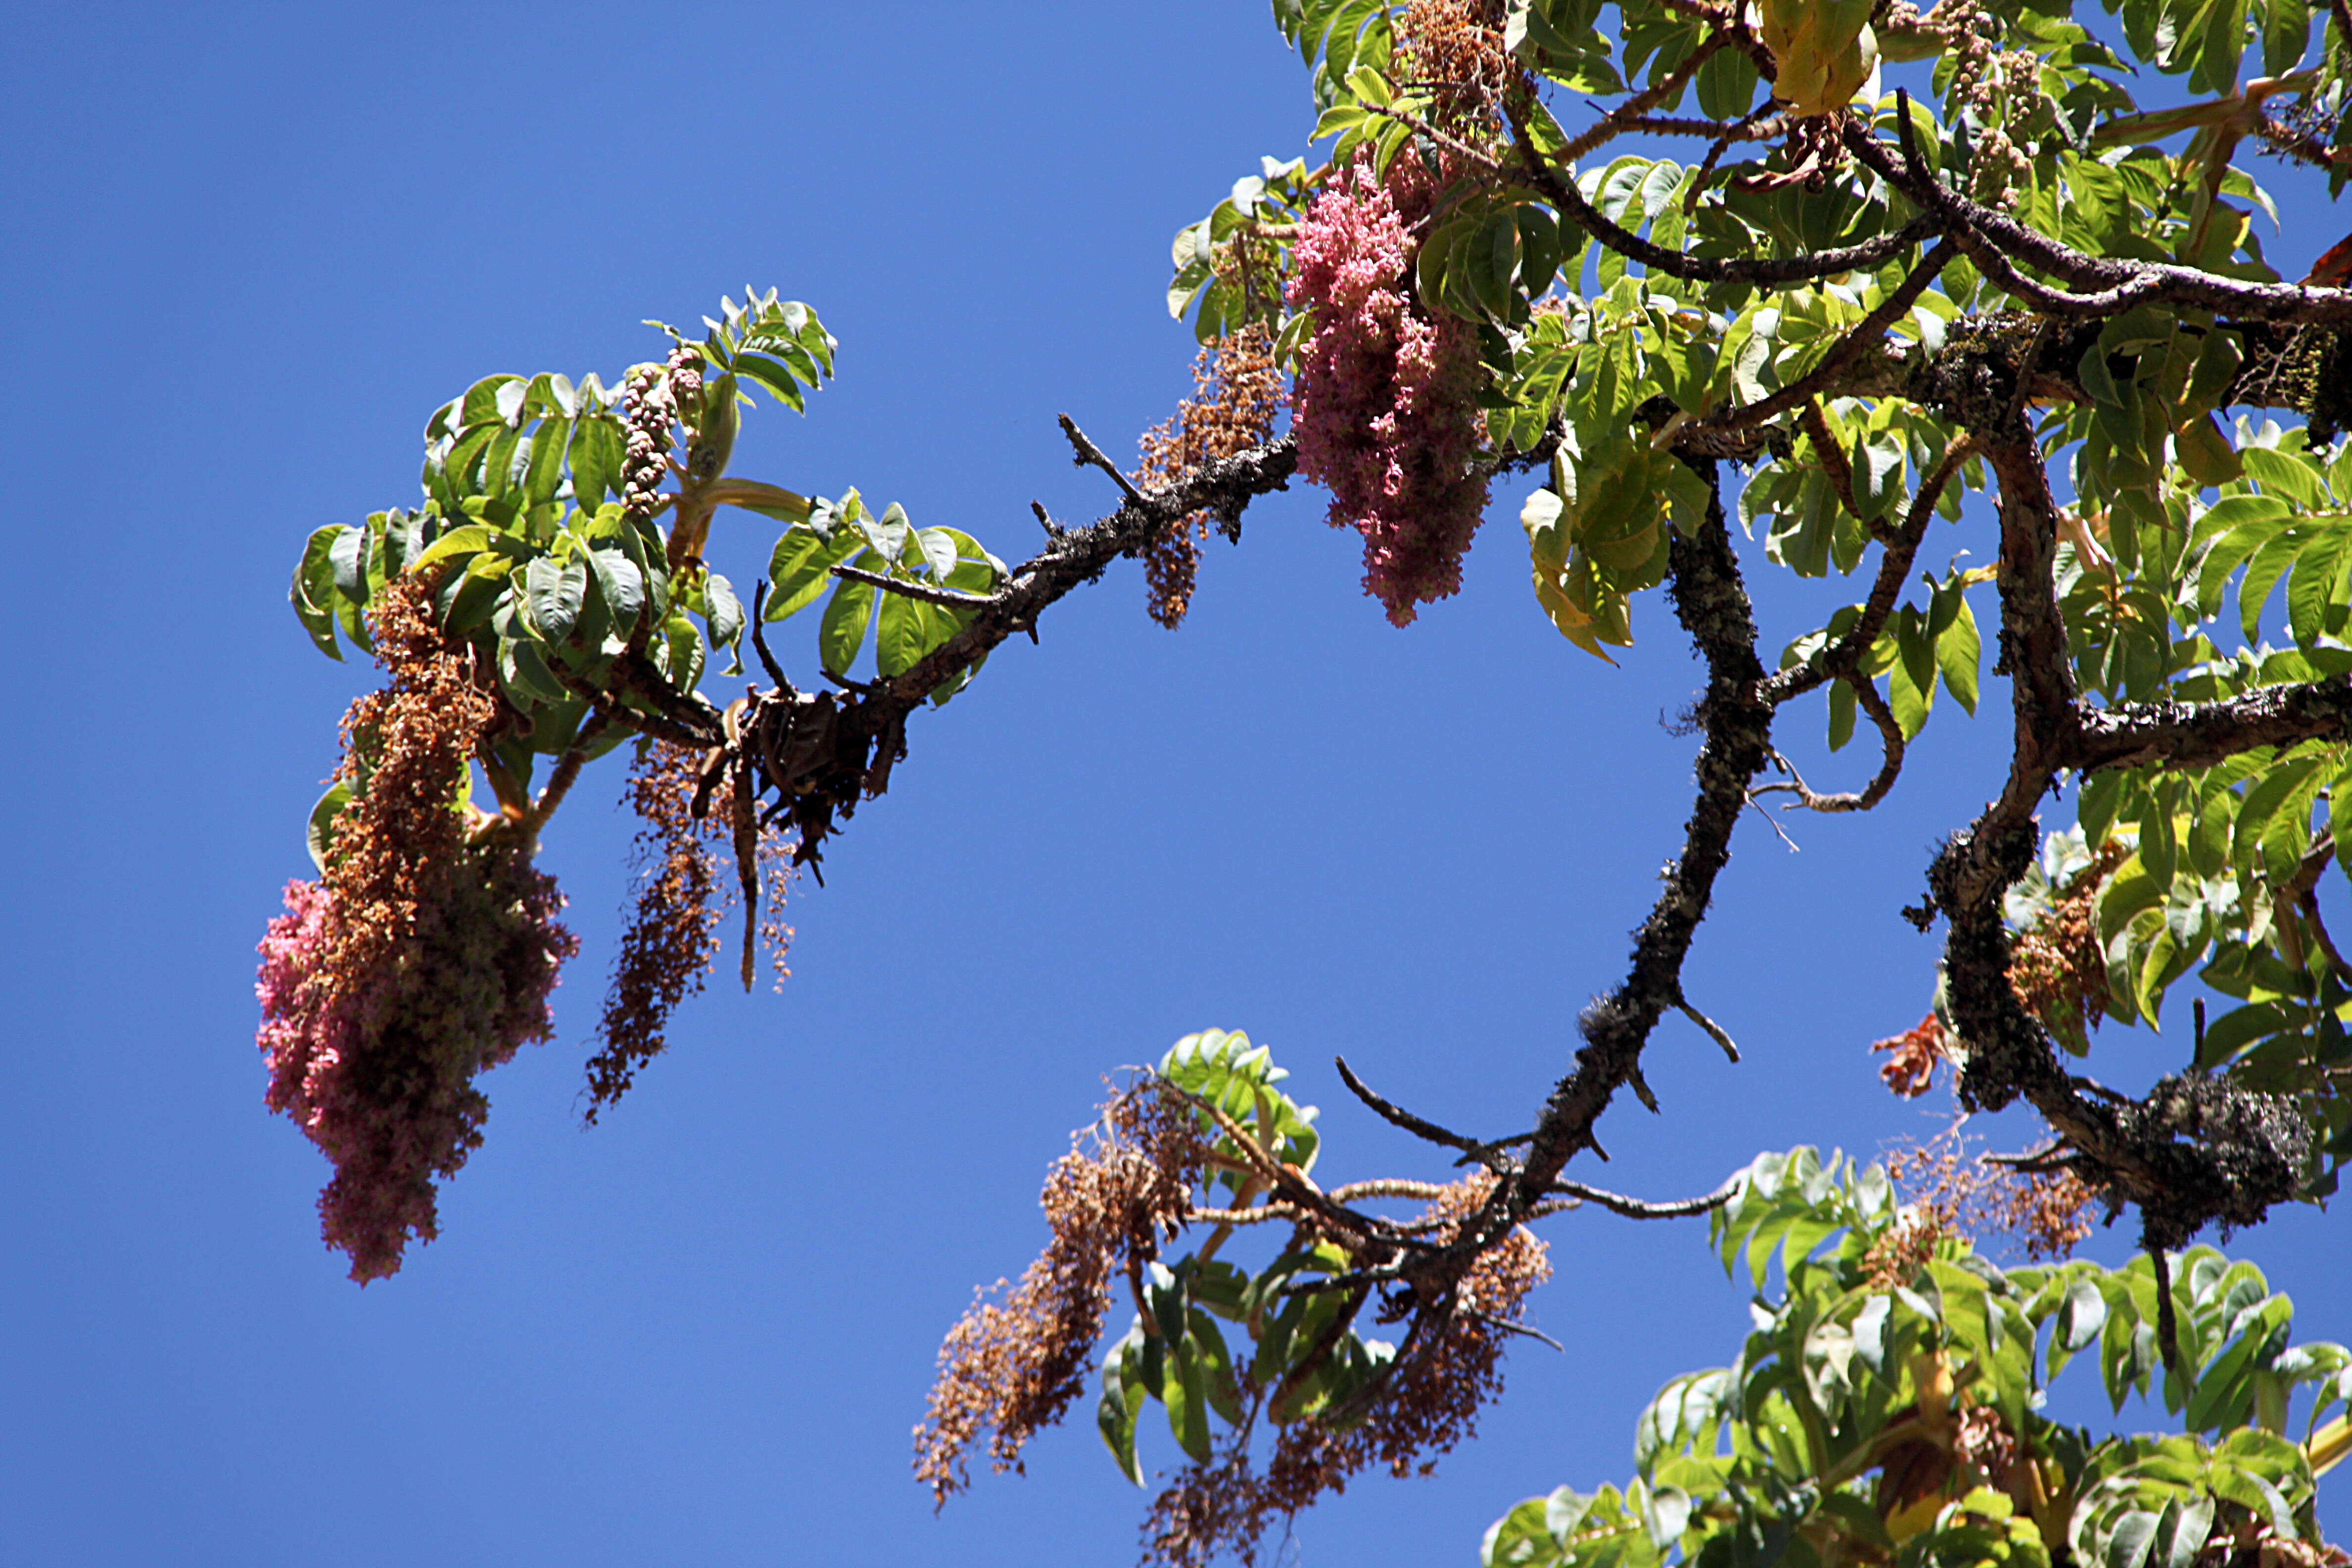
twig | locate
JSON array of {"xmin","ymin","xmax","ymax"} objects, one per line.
[
  {"xmin": 1275, "ymin": 1267, "xmax": 1405, "ymax": 1298},
  {"xmin": 1763, "ymin": 435, "xmax": 1976, "ymax": 708},
  {"xmin": 829, "ymin": 562, "xmax": 1001, "ymax": 609},
  {"xmin": 746, "ymin": 580, "xmax": 794, "ymax": 692},
  {"xmin": 1335, "ymin": 1056, "xmax": 1518, "ymax": 1173},
  {"xmin": 1544, "ymin": 1171, "xmax": 1746, "ymax": 1219},
  {"xmin": 1800, "ymin": 398, "xmax": 1873, "ymax": 536},
  {"xmin": 1705, "ymin": 238, "xmax": 1960, "ymax": 433},
  {"xmin": 1743, "ymin": 792, "xmax": 1805, "ymax": 851},
  {"xmin": 2150, "ymin": 1243, "xmax": 2183, "ymax": 1375},
  {"xmin": 1326, "ymin": 1178, "xmax": 1455, "ymax": 1202},
  {"xmin": 1559, "ymin": 31, "xmax": 1730, "ymax": 163},
  {"xmin": 1469, "ymin": 1312, "xmax": 1565, "ymax": 1352},
  {"xmin": 1985, "ymin": 1140, "xmax": 2075, "ymax": 1173},
  {"xmin": 1675, "ymin": 997, "xmax": 1742, "ymax": 1063},
  {"xmin": 1187, "ymin": 1201, "xmax": 1309, "ymax": 1226},
  {"xmin": 1059, "ymin": 413, "xmax": 1151, "ymax": 507}
]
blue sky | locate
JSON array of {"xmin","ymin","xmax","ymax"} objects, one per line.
[{"xmin": 2, "ymin": 3, "xmax": 2348, "ymax": 1565}]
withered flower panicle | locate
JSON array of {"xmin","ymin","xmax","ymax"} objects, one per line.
[
  {"xmin": 1136, "ymin": 323, "xmax": 1283, "ymax": 628},
  {"xmin": 915, "ymin": 1080, "xmax": 1207, "ymax": 1504}
]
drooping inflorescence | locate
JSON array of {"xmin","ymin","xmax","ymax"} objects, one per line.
[
  {"xmin": 255, "ymin": 579, "xmax": 575, "ymax": 1281},
  {"xmin": 1288, "ymin": 151, "xmax": 1490, "ymax": 625}
]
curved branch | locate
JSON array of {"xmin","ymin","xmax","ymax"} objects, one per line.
[
  {"xmin": 1505, "ymin": 95, "xmax": 1942, "ymax": 288},
  {"xmin": 1543, "ymin": 1171, "xmax": 1745, "ymax": 1219},
  {"xmin": 1756, "ymin": 674, "xmax": 1905, "ymax": 813},
  {"xmin": 1764, "ymin": 436, "xmax": 1975, "ymax": 707},
  {"xmin": 1849, "ymin": 104, "xmax": 2352, "ymax": 326}
]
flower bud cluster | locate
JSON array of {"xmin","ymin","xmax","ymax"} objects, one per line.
[{"xmin": 620, "ymin": 361, "xmax": 677, "ymax": 525}]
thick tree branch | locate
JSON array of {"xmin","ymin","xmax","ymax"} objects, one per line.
[
  {"xmin": 1923, "ymin": 419, "xmax": 2314, "ymax": 1251},
  {"xmin": 2072, "ymin": 678, "xmax": 2352, "ymax": 775},
  {"xmin": 1850, "ymin": 105, "xmax": 2352, "ymax": 325},
  {"xmin": 1506, "ymin": 460, "xmax": 1775, "ymax": 1215}
]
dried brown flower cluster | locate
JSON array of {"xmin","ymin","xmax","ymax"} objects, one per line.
[
  {"xmin": 582, "ymin": 740, "xmax": 794, "ymax": 1121},
  {"xmin": 915, "ymin": 1080, "xmax": 1207, "ymax": 1505},
  {"xmin": 1136, "ymin": 323, "xmax": 1282, "ymax": 628},
  {"xmin": 255, "ymin": 577, "xmax": 577, "ymax": 1280},
  {"xmin": 1865, "ymin": 1132, "xmax": 2098, "ymax": 1284},
  {"xmin": 1143, "ymin": 1176, "xmax": 1550, "ymax": 1568},
  {"xmin": 1873, "ymin": 1014, "xmax": 1952, "ymax": 1098},
  {"xmin": 1873, "ymin": 841, "xmax": 2125, "ymax": 1098},
  {"xmin": 1395, "ymin": 0, "xmax": 1513, "ymax": 139},
  {"xmin": 2007, "ymin": 839, "xmax": 2128, "ymax": 1051}
]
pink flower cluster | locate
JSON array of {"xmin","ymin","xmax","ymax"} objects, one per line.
[
  {"xmin": 1289, "ymin": 156, "xmax": 1489, "ymax": 625},
  {"xmin": 255, "ymin": 861, "xmax": 574, "ymax": 1283}
]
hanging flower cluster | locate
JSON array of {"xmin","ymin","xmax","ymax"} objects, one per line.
[
  {"xmin": 1135, "ymin": 321, "xmax": 1283, "ymax": 628},
  {"xmin": 253, "ymin": 579, "xmax": 576, "ymax": 1281},
  {"xmin": 1288, "ymin": 154, "xmax": 1489, "ymax": 625}
]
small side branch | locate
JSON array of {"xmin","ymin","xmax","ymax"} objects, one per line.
[
  {"xmin": 1705, "ymin": 238, "xmax": 1960, "ymax": 433},
  {"xmin": 830, "ymin": 563, "xmax": 1002, "ymax": 609},
  {"xmin": 1559, "ymin": 31, "xmax": 1730, "ymax": 163},
  {"xmin": 1674, "ymin": 997, "xmax": 1742, "ymax": 1063},
  {"xmin": 1335, "ymin": 1056, "xmax": 1518, "ymax": 1173},
  {"xmin": 1543, "ymin": 1171, "xmax": 1745, "ymax": 1220},
  {"xmin": 1059, "ymin": 413, "xmax": 1150, "ymax": 507},
  {"xmin": 1755, "ymin": 676, "xmax": 1906, "ymax": 813}
]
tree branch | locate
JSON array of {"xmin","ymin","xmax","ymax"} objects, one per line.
[
  {"xmin": 1505, "ymin": 459, "xmax": 1776, "ymax": 1215},
  {"xmin": 884, "ymin": 437, "xmax": 1298, "ymax": 702},
  {"xmin": 829, "ymin": 563, "xmax": 1002, "ymax": 609},
  {"xmin": 1850, "ymin": 103, "xmax": 2352, "ymax": 325},
  {"xmin": 1542, "ymin": 1171, "xmax": 1746, "ymax": 1219},
  {"xmin": 2072, "ymin": 678, "xmax": 2352, "ymax": 775},
  {"xmin": 1701, "ymin": 238, "xmax": 1960, "ymax": 432},
  {"xmin": 1335, "ymin": 1056, "xmax": 1518, "ymax": 1173},
  {"xmin": 1764, "ymin": 436, "xmax": 1975, "ymax": 708},
  {"xmin": 1505, "ymin": 95, "xmax": 1942, "ymax": 288}
]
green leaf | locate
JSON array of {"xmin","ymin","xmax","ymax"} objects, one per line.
[
  {"xmin": 1163, "ymin": 1337, "xmax": 1213, "ymax": 1463},
  {"xmin": 1937, "ymin": 595, "xmax": 1982, "ymax": 712},
  {"xmin": 410, "ymin": 523, "xmax": 501, "ymax": 574},
  {"xmin": 702, "ymin": 570, "xmax": 744, "ymax": 648},
  {"xmin": 525, "ymin": 555, "xmax": 588, "ymax": 643},
  {"xmin": 587, "ymin": 548, "xmax": 644, "ymax": 628},
  {"xmin": 767, "ymin": 522, "xmax": 865, "ymax": 622},
  {"xmin": 818, "ymin": 570, "xmax": 878, "ymax": 675},
  {"xmin": 306, "ymin": 780, "xmax": 353, "ymax": 873},
  {"xmin": 1098, "ymin": 1330, "xmax": 1146, "ymax": 1486},
  {"xmin": 292, "ymin": 525, "xmax": 344, "ymax": 660}
]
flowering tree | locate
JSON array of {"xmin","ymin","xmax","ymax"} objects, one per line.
[{"xmin": 257, "ymin": 0, "xmax": 2352, "ymax": 1559}]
